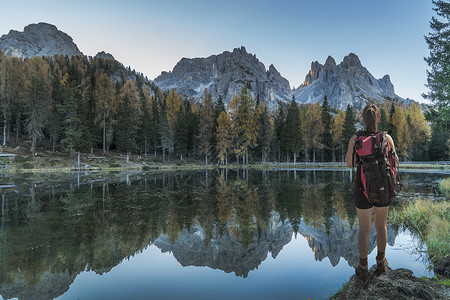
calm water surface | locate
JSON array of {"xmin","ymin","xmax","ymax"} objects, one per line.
[{"xmin": 0, "ymin": 169, "xmax": 447, "ymax": 300}]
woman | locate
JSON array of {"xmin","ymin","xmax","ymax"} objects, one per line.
[{"xmin": 345, "ymin": 104, "xmax": 398, "ymax": 279}]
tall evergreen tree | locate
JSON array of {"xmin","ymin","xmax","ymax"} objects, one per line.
[
  {"xmin": 424, "ymin": 0, "xmax": 450, "ymax": 134},
  {"xmin": 320, "ymin": 95, "xmax": 332, "ymax": 161},
  {"xmin": 284, "ymin": 96, "xmax": 302, "ymax": 163},
  {"xmin": 379, "ymin": 107, "xmax": 389, "ymax": 132},
  {"xmin": 59, "ymin": 75, "xmax": 82, "ymax": 160},
  {"xmin": 174, "ymin": 102, "xmax": 189, "ymax": 159},
  {"xmin": 114, "ymin": 80, "xmax": 141, "ymax": 154},
  {"xmin": 256, "ymin": 101, "xmax": 273, "ymax": 163},
  {"xmin": 273, "ymin": 101, "xmax": 286, "ymax": 162},
  {"xmin": 197, "ymin": 89, "xmax": 215, "ymax": 165},
  {"xmin": 388, "ymin": 102, "xmax": 398, "ymax": 142},
  {"xmin": 342, "ymin": 104, "xmax": 356, "ymax": 156},
  {"xmin": 24, "ymin": 57, "xmax": 52, "ymax": 156}
]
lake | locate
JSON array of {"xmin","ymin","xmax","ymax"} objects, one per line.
[{"xmin": 0, "ymin": 169, "xmax": 447, "ymax": 300}]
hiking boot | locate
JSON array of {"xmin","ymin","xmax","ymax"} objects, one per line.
[
  {"xmin": 355, "ymin": 264, "xmax": 369, "ymax": 279},
  {"xmin": 375, "ymin": 258, "xmax": 388, "ymax": 275}
]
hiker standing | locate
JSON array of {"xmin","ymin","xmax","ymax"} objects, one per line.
[{"xmin": 345, "ymin": 104, "xmax": 399, "ymax": 279}]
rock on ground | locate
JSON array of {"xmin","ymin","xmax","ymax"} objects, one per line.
[{"xmin": 331, "ymin": 266, "xmax": 449, "ymax": 300}]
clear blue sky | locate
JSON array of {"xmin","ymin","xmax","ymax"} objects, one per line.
[{"xmin": 0, "ymin": 0, "xmax": 435, "ymax": 103}]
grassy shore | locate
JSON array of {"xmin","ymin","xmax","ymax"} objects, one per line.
[
  {"xmin": 0, "ymin": 151, "xmax": 448, "ymax": 173},
  {"xmin": 389, "ymin": 198, "xmax": 449, "ymax": 262}
]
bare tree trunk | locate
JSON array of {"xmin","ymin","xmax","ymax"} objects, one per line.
[
  {"xmin": 102, "ymin": 115, "xmax": 106, "ymax": 154},
  {"xmin": 2, "ymin": 107, "xmax": 6, "ymax": 146},
  {"xmin": 246, "ymin": 148, "xmax": 249, "ymax": 166}
]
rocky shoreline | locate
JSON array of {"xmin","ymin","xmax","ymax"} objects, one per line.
[{"xmin": 330, "ymin": 265, "xmax": 449, "ymax": 300}]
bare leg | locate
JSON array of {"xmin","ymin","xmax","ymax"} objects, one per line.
[
  {"xmin": 357, "ymin": 208, "xmax": 373, "ymax": 260},
  {"xmin": 374, "ymin": 206, "xmax": 389, "ymax": 253}
]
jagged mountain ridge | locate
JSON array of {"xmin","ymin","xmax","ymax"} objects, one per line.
[
  {"xmin": 155, "ymin": 48, "xmax": 410, "ymax": 110},
  {"xmin": 0, "ymin": 22, "xmax": 411, "ymax": 110},
  {"xmin": 154, "ymin": 46, "xmax": 291, "ymax": 110},
  {"xmin": 154, "ymin": 212, "xmax": 397, "ymax": 277},
  {"xmin": 0, "ymin": 22, "xmax": 82, "ymax": 58},
  {"xmin": 292, "ymin": 53, "xmax": 405, "ymax": 110}
]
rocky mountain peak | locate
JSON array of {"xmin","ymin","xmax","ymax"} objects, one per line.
[
  {"xmin": 302, "ymin": 61, "xmax": 323, "ymax": 86},
  {"xmin": 293, "ymin": 53, "xmax": 403, "ymax": 110},
  {"xmin": 95, "ymin": 51, "xmax": 115, "ymax": 60},
  {"xmin": 0, "ymin": 22, "xmax": 82, "ymax": 58},
  {"xmin": 342, "ymin": 52, "xmax": 362, "ymax": 68},
  {"xmin": 324, "ymin": 55, "xmax": 336, "ymax": 68},
  {"xmin": 154, "ymin": 47, "xmax": 291, "ymax": 110}
]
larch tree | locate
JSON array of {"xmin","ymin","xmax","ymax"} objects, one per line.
[
  {"xmin": 216, "ymin": 110, "xmax": 232, "ymax": 165},
  {"xmin": 301, "ymin": 102, "xmax": 323, "ymax": 163},
  {"xmin": 1, "ymin": 57, "xmax": 26, "ymax": 146},
  {"xmin": 96, "ymin": 74, "xmax": 116, "ymax": 153},
  {"xmin": 165, "ymin": 88, "xmax": 182, "ymax": 131},
  {"xmin": 391, "ymin": 105, "xmax": 411, "ymax": 160},
  {"xmin": 228, "ymin": 87, "xmax": 258, "ymax": 165},
  {"xmin": 406, "ymin": 103, "xmax": 431, "ymax": 160},
  {"xmin": 332, "ymin": 110, "xmax": 345, "ymax": 161}
]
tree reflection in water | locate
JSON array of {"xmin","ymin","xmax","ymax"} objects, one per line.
[{"xmin": 0, "ymin": 169, "xmax": 439, "ymax": 298}]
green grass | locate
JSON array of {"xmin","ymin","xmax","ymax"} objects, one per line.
[
  {"xmin": 440, "ymin": 177, "xmax": 450, "ymax": 197},
  {"xmin": 420, "ymin": 275, "xmax": 450, "ymax": 287},
  {"xmin": 389, "ymin": 199, "xmax": 450, "ymax": 261}
]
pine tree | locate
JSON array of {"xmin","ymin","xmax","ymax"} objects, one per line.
[
  {"xmin": 342, "ymin": 104, "xmax": 356, "ymax": 156},
  {"xmin": 284, "ymin": 96, "xmax": 302, "ymax": 163},
  {"xmin": 320, "ymin": 95, "xmax": 332, "ymax": 161},
  {"xmin": 140, "ymin": 89, "xmax": 153, "ymax": 157},
  {"xmin": 114, "ymin": 80, "xmax": 141, "ymax": 154},
  {"xmin": 197, "ymin": 89, "xmax": 214, "ymax": 165},
  {"xmin": 159, "ymin": 107, "xmax": 173, "ymax": 162},
  {"xmin": 24, "ymin": 57, "xmax": 52, "ymax": 156},
  {"xmin": 388, "ymin": 103, "xmax": 397, "ymax": 142},
  {"xmin": 424, "ymin": 0, "xmax": 450, "ymax": 133},
  {"xmin": 379, "ymin": 107, "xmax": 389, "ymax": 132},
  {"xmin": 273, "ymin": 101, "xmax": 286, "ymax": 162},
  {"xmin": 256, "ymin": 101, "xmax": 273, "ymax": 163},
  {"xmin": 174, "ymin": 102, "xmax": 189, "ymax": 159},
  {"xmin": 59, "ymin": 75, "xmax": 82, "ymax": 159}
]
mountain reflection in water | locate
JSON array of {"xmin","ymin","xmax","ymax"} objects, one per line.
[{"xmin": 0, "ymin": 169, "xmax": 444, "ymax": 300}]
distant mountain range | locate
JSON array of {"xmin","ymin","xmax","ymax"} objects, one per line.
[{"xmin": 0, "ymin": 22, "xmax": 413, "ymax": 110}]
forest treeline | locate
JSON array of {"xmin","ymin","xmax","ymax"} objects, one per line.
[{"xmin": 0, "ymin": 51, "xmax": 446, "ymax": 164}]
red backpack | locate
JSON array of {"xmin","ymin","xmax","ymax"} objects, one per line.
[{"xmin": 354, "ymin": 131, "xmax": 397, "ymax": 204}]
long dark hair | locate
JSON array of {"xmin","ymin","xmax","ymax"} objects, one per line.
[{"xmin": 362, "ymin": 104, "xmax": 380, "ymax": 133}]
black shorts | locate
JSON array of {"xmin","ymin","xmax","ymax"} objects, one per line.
[
  {"xmin": 353, "ymin": 184, "xmax": 391, "ymax": 209},
  {"xmin": 353, "ymin": 167, "xmax": 391, "ymax": 209}
]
